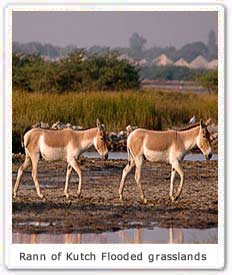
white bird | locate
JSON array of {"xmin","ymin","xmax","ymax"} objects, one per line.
[{"xmin": 189, "ymin": 115, "xmax": 196, "ymax": 125}]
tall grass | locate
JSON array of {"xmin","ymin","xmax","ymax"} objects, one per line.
[
  {"xmin": 13, "ymin": 89, "xmax": 217, "ymax": 152},
  {"xmin": 13, "ymin": 89, "xmax": 217, "ymax": 131}
]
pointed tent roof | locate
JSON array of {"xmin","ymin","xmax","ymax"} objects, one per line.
[
  {"xmin": 189, "ymin": 55, "xmax": 209, "ymax": 69},
  {"xmin": 174, "ymin": 58, "xmax": 190, "ymax": 67},
  {"xmin": 207, "ymin": 59, "xmax": 218, "ymax": 70},
  {"xmin": 153, "ymin": 54, "xmax": 173, "ymax": 66}
]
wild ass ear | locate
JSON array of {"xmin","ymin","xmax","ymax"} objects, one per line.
[
  {"xmin": 200, "ymin": 119, "xmax": 205, "ymax": 129},
  {"xmin": 96, "ymin": 118, "xmax": 101, "ymax": 130},
  {"xmin": 205, "ymin": 118, "xmax": 212, "ymax": 127}
]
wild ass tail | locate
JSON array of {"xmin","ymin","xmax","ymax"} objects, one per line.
[
  {"xmin": 127, "ymin": 146, "xmax": 135, "ymax": 164},
  {"xmin": 20, "ymin": 134, "xmax": 24, "ymax": 148},
  {"xmin": 21, "ymin": 126, "xmax": 31, "ymax": 148},
  {"xmin": 127, "ymin": 147, "xmax": 132, "ymax": 162},
  {"xmin": 126, "ymin": 129, "xmax": 136, "ymax": 164}
]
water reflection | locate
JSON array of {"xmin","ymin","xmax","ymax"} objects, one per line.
[
  {"xmin": 168, "ymin": 228, "xmax": 183, "ymax": 244},
  {"xmin": 82, "ymin": 152, "xmax": 218, "ymax": 161},
  {"xmin": 13, "ymin": 227, "xmax": 217, "ymax": 244}
]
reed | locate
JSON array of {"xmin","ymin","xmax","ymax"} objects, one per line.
[{"xmin": 13, "ymin": 89, "xmax": 217, "ymax": 144}]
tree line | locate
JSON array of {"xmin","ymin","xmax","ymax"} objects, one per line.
[
  {"xmin": 13, "ymin": 30, "xmax": 218, "ymax": 63},
  {"xmin": 128, "ymin": 30, "xmax": 217, "ymax": 62},
  {"xmin": 13, "ymin": 50, "xmax": 218, "ymax": 93},
  {"xmin": 12, "ymin": 51, "xmax": 140, "ymax": 92}
]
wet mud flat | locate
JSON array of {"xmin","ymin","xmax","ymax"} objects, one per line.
[{"xmin": 12, "ymin": 157, "xmax": 218, "ymax": 234}]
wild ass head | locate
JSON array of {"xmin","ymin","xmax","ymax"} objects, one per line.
[
  {"xmin": 196, "ymin": 118, "xmax": 213, "ymax": 160},
  {"xmin": 94, "ymin": 118, "xmax": 109, "ymax": 160}
]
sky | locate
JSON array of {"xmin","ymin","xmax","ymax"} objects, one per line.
[{"xmin": 12, "ymin": 11, "xmax": 218, "ymax": 49}]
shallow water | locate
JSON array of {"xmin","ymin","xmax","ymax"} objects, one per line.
[
  {"xmin": 83, "ymin": 152, "xmax": 218, "ymax": 161},
  {"xmin": 13, "ymin": 227, "xmax": 217, "ymax": 244}
]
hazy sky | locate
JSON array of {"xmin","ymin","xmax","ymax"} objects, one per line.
[{"xmin": 12, "ymin": 11, "xmax": 218, "ymax": 49}]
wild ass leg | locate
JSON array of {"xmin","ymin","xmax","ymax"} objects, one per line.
[
  {"xmin": 172, "ymin": 161, "xmax": 184, "ymax": 201},
  {"xmin": 135, "ymin": 158, "xmax": 147, "ymax": 204},
  {"xmin": 64, "ymin": 164, "xmax": 72, "ymax": 198},
  {"xmin": 31, "ymin": 153, "xmax": 43, "ymax": 199},
  {"xmin": 118, "ymin": 159, "xmax": 135, "ymax": 201},
  {"xmin": 169, "ymin": 167, "xmax": 176, "ymax": 202},
  {"xmin": 13, "ymin": 153, "xmax": 31, "ymax": 198},
  {"xmin": 69, "ymin": 159, "xmax": 82, "ymax": 197}
]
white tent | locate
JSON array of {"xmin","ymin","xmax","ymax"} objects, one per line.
[
  {"xmin": 189, "ymin": 55, "xmax": 209, "ymax": 69},
  {"xmin": 153, "ymin": 54, "xmax": 173, "ymax": 66},
  {"xmin": 207, "ymin": 59, "xmax": 218, "ymax": 70},
  {"xmin": 174, "ymin": 58, "xmax": 190, "ymax": 67}
]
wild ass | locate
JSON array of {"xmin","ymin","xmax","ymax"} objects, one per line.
[
  {"xmin": 13, "ymin": 119, "xmax": 108, "ymax": 199},
  {"xmin": 119, "ymin": 119, "xmax": 213, "ymax": 203}
]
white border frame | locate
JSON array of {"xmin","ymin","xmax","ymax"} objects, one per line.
[{"xmin": 3, "ymin": 3, "xmax": 225, "ymax": 270}]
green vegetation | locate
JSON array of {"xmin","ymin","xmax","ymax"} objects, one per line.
[
  {"xmin": 129, "ymin": 32, "xmax": 147, "ymax": 58},
  {"xmin": 195, "ymin": 70, "xmax": 218, "ymax": 93},
  {"xmin": 13, "ymin": 51, "xmax": 214, "ymax": 92},
  {"xmin": 139, "ymin": 65, "xmax": 205, "ymax": 81},
  {"xmin": 13, "ymin": 89, "xmax": 217, "ymax": 152},
  {"xmin": 12, "ymin": 51, "xmax": 140, "ymax": 92}
]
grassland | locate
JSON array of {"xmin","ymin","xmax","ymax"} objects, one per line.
[{"xmin": 13, "ymin": 89, "xmax": 217, "ymax": 152}]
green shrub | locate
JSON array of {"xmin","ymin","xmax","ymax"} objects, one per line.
[
  {"xmin": 140, "ymin": 65, "xmax": 206, "ymax": 81},
  {"xmin": 195, "ymin": 70, "xmax": 218, "ymax": 93},
  {"xmin": 12, "ymin": 51, "xmax": 140, "ymax": 92}
]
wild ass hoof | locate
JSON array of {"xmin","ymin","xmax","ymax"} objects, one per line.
[
  {"xmin": 174, "ymin": 195, "xmax": 181, "ymax": 202},
  {"xmin": 171, "ymin": 195, "xmax": 180, "ymax": 202},
  {"xmin": 175, "ymin": 192, "xmax": 182, "ymax": 201},
  {"xmin": 38, "ymin": 194, "xmax": 44, "ymax": 199},
  {"xmin": 77, "ymin": 192, "xmax": 81, "ymax": 198},
  {"xmin": 13, "ymin": 192, "xmax": 17, "ymax": 199},
  {"xmin": 119, "ymin": 194, "xmax": 124, "ymax": 201},
  {"xmin": 170, "ymin": 196, "xmax": 175, "ymax": 203},
  {"xmin": 42, "ymin": 197, "xmax": 47, "ymax": 202},
  {"xmin": 142, "ymin": 197, "xmax": 147, "ymax": 204},
  {"xmin": 64, "ymin": 193, "xmax": 69, "ymax": 199}
]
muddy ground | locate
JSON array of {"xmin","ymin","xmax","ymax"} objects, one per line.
[{"xmin": 12, "ymin": 157, "xmax": 218, "ymax": 234}]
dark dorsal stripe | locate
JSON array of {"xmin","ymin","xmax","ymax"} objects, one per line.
[{"xmin": 173, "ymin": 123, "xmax": 200, "ymax": 132}]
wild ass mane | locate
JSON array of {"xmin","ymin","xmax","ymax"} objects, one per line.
[{"xmin": 173, "ymin": 123, "xmax": 200, "ymax": 132}]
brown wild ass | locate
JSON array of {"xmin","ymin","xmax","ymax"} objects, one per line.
[
  {"xmin": 119, "ymin": 119, "xmax": 213, "ymax": 203},
  {"xmin": 13, "ymin": 119, "xmax": 108, "ymax": 199}
]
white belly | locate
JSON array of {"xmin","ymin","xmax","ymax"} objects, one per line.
[
  {"xmin": 39, "ymin": 138, "xmax": 66, "ymax": 161},
  {"xmin": 42, "ymin": 147, "xmax": 66, "ymax": 161},
  {"xmin": 144, "ymin": 147, "xmax": 169, "ymax": 163}
]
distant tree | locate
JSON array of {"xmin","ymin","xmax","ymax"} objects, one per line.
[
  {"xmin": 162, "ymin": 46, "xmax": 177, "ymax": 61},
  {"xmin": 12, "ymin": 41, "xmax": 76, "ymax": 59},
  {"xmin": 142, "ymin": 46, "xmax": 163, "ymax": 62},
  {"xmin": 176, "ymin": 42, "xmax": 208, "ymax": 62},
  {"xmin": 195, "ymin": 70, "xmax": 218, "ymax": 93},
  {"xmin": 87, "ymin": 45, "xmax": 110, "ymax": 55},
  {"xmin": 207, "ymin": 30, "xmax": 218, "ymax": 60},
  {"xmin": 140, "ymin": 65, "xmax": 205, "ymax": 81},
  {"xmin": 129, "ymin": 32, "xmax": 147, "ymax": 58}
]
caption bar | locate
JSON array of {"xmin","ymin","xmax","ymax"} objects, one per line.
[{"xmin": 6, "ymin": 245, "xmax": 221, "ymax": 269}]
